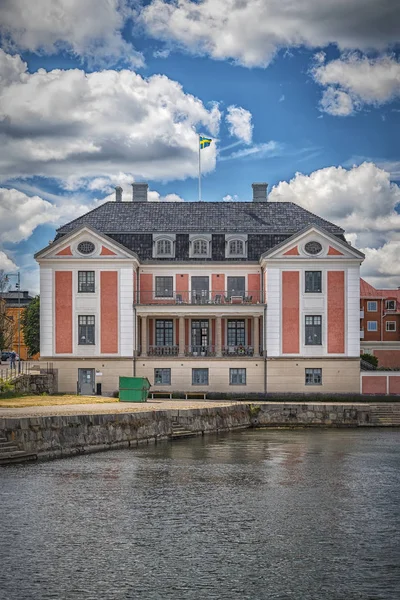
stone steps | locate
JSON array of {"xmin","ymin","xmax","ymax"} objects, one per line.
[
  {"xmin": 171, "ymin": 422, "xmax": 197, "ymax": 440},
  {"xmin": 0, "ymin": 438, "xmax": 37, "ymax": 466},
  {"xmin": 369, "ymin": 405, "xmax": 400, "ymax": 426}
]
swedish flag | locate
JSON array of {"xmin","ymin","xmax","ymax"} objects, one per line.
[{"xmin": 200, "ymin": 136, "xmax": 212, "ymax": 149}]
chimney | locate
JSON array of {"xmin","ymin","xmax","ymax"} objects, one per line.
[
  {"xmin": 132, "ymin": 182, "xmax": 148, "ymax": 202},
  {"xmin": 252, "ymin": 182, "xmax": 268, "ymax": 202},
  {"xmin": 115, "ymin": 186, "xmax": 123, "ymax": 202}
]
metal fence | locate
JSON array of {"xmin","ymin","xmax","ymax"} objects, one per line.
[{"xmin": 0, "ymin": 361, "xmax": 53, "ymax": 383}]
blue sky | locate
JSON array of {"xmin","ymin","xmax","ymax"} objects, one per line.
[{"xmin": 0, "ymin": 0, "xmax": 399, "ymax": 291}]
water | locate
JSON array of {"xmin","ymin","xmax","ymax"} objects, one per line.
[{"xmin": 1, "ymin": 429, "xmax": 400, "ymax": 600}]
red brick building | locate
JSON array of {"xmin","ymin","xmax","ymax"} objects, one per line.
[{"xmin": 360, "ymin": 279, "xmax": 400, "ymax": 367}]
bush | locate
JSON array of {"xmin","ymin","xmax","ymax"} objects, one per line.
[
  {"xmin": 112, "ymin": 390, "xmax": 119, "ymax": 398},
  {"xmin": 361, "ymin": 353, "xmax": 378, "ymax": 368}
]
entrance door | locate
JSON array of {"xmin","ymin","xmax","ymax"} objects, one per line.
[
  {"xmin": 191, "ymin": 320, "xmax": 209, "ymax": 353},
  {"xmin": 78, "ymin": 368, "xmax": 95, "ymax": 395},
  {"xmin": 227, "ymin": 276, "xmax": 245, "ymax": 300},
  {"xmin": 191, "ymin": 276, "xmax": 209, "ymax": 304}
]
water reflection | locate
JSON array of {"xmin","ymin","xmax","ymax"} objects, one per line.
[{"xmin": 1, "ymin": 429, "xmax": 400, "ymax": 599}]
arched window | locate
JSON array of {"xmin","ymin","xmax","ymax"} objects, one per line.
[
  {"xmin": 193, "ymin": 239, "xmax": 208, "ymax": 256},
  {"xmin": 229, "ymin": 239, "xmax": 244, "ymax": 256},
  {"xmin": 157, "ymin": 239, "xmax": 172, "ymax": 255}
]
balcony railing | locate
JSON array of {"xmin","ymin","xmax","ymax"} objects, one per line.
[
  {"xmin": 136, "ymin": 344, "xmax": 264, "ymax": 357},
  {"xmin": 222, "ymin": 345, "xmax": 255, "ymax": 356},
  {"xmin": 136, "ymin": 290, "xmax": 263, "ymax": 305},
  {"xmin": 185, "ymin": 345, "xmax": 216, "ymax": 357},
  {"xmin": 148, "ymin": 345, "xmax": 179, "ymax": 356},
  {"xmin": 360, "ymin": 330, "xmax": 364, "ymax": 339},
  {"xmin": 360, "ymin": 309, "xmax": 364, "ymax": 319}
]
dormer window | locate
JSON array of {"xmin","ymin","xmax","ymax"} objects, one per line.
[
  {"xmin": 193, "ymin": 240, "xmax": 208, "ymax": 256},
  {"xmin": 157, "ymin": 239, "xmax": 172, "ymax": 255},
  {"xmin": 189, "ymin": 234, "xmax": 211, "ymax": 259},
  {"xmin": 226, "ymin": 234, "xmax": 247, "ymax": 258},
  {"xmin": 229, "ymin": 240, "xmax": 244, "ymax": 256},
  {"xmin": 153, "ymin": 234, "xmax": 175, "ymax": 258}
]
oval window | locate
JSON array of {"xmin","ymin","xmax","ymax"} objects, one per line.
[{"xmin": 77, "ymin": 241, "xmax": 95, "ymax": 255}]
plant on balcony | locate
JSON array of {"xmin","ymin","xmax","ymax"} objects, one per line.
[{"xmin": 361, "ymin": 353, "xmax": 378, "ymax": 368}]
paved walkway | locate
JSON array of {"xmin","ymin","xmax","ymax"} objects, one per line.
[
  {"xmin": 0, "ymin": 399, "xmax": 373, "ymax": 419},
  {"xmin": 0, "ymin": 399, "xmax": 241, "ymax": 418}
]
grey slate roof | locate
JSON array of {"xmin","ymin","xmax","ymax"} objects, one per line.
[{"xmin": 56, "ymin": 201, "xmax": 344, "ymax": 235}]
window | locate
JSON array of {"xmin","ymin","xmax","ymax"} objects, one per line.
[
  {"xmin": 78, "ymin": 315, "xmax": 95, "ymax": 345},
  {"xmin": 156, "ymin": 239, "xmax": 172, "ymax": 256},
  {"xmin": 155, "ymin": 276, "xmax": 173, "ymax": 298},
  {"xmin": 77, "ymin": 241, "xmax": 95, "ymax": 255},
  {"xmin": 305, "ymin": 315, "xmax": 322, "ymax": 345},
  {"xmin": 305, "ymin": 271, "xmax": 322, "ymax": 293},
  {"xmin": 386, "ymin": 300, "xmax": 396, "ymax": 310},
  {"xmin": 193, "ymin": 239, "xmax": 208, "ymax": 256},
  {"xmin": 191, "ymin": 320, "xmax": 209, "ymax": 350},
  {"xmin": 367, "ymin": 301, "xmax": 377, "ymax": 312},
  {"xmin": 78, "ymin": 271, "xmax": 95, "ymax": 293},
  {"xmin": 227, "ymin": 276, "xmax": 245, "ymax": 300},
  {"xmin": 155, "ymin": 320, "xmax": 173, "ymax": 346},
  {"xmin": 154, "ymin": 368, "xmax": 171, "ymax": 385},
  {"xmin": 230, "ymin": 368, "xmax": 246, "ymax": 385},
  {"xmin": 367, "ymin": 321, "xmax": 378, "ymax": 331},
  {"xmin": 226, "ymin": 235, "xmax": 247, "ymax": 258},
  {"xmin": 305, "ymin": 368, "xmax": 322, "ymax": 385},
  {"xmin": 192, "ymin": 368, "xmax": 209, "ymax": 385},
  {"xmin": 227, "ymin": 320, "xmax": 246, "ymax": 346},
  {"xmin": 386, "ymin": 321, "xmax": 396, "ymax": 332},
  {"xmin": 229, "ymin": 240, "xmax": 244, "ymax": 256}
]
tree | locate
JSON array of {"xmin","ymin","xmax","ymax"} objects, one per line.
[
  {"xmin": 21, "ymin": 295, "xmax": 40, "ymax": 357},
  {"xmin": 361, "ymin": 353, "xmax": 378, "ymax": 368},
  {"xmin": 0, "ymin": 299, "xmax": 13, "ymax": 354},
  {"xmin": 0, "ymin": 271, "xmax": 13, "ymax": 354}
]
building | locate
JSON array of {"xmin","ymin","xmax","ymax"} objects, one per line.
[
  {"xmin": 0, "ymin": 290, "xmax": 34, "ymax": 360},
  {"xmin": 360, "ymin": 279, "xmax": 400, "ymax": 368},
  {"xmin": 35, "ymin": 182, "xmax": 364, "ymax": 395}
]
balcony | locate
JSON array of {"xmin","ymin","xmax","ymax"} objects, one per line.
[
  {"xmin": 148, "ymin": 345, "xmax": 179, "ymax": 356},
  {"xmin": 360, "ymin": 309, "xmax": 364, "ymax": 319},
  {"xmin": 136, "ymin": 344, "xmax": 263, "ymax": 358},
  {"xmin": 360, "ymin": 330, "xmax": 364, "ymax": 339},
  {"xmin": 136, "ymin": 290, "xmax": 263, "ymax": 305}
]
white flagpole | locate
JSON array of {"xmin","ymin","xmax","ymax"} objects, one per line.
[{"xmin": 198, "ymin": 134, "xmax": 201, "ymax": 202}]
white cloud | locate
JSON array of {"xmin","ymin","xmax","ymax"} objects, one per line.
[
  {"xmin": 0, "ymin": 50, "xmax": 221, "ymax": 185},
  {"xmin": 269, "ymin": 162, "xmax": 400, "ymax": 287},
  {"xmin": 141, "ymin": 0, "xmax": 400, "ymax": 68},
  {"xmin": 312, "ymin": 53, "xmax": 400, "ymax": 116},
  {"xmin": 219, "ymin": 141, "xmax": 281, "ymax": 162},
  {"xmin": 0, "ymin": 0, "xmax": 143, "ymax": 67},
  {"xmin": 279, "ymin": 94, "xmax": 285, "ymax": 102},
  {"xmin": 222, "ymin": 194, "xmax": 239, "ymax": 202},
  {"xmin": 0, "ymin": 251, "xmax": 17, "ymax": 273},
  {"xmin": 225, "ymin": 106, "xmax": 253, "ymax": 144}
]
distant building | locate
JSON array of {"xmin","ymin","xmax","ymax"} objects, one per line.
[
  {"xmin": 360, "ymin": 279, "xmax": 400, "ymax": 367},
  {"xmin": 0, "ymin": 291, "xmax": 34, "ymax": 360},
  {"xmin": 35, "ymin": 182, "xmax": 365, "ymax": 395}
]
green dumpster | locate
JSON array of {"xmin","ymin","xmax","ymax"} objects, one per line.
[{"xmin": 119, "ymin": 376, "xmax": 151, "ymax": 402}]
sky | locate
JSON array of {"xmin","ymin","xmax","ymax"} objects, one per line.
[{"xmin": 0, "ymin": 0, "xmax": 399, "ymax": 293}]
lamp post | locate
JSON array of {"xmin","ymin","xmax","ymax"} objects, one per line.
[{"xmin": 5, "ymin": 272, "xmax": 21, "ymax": 373}]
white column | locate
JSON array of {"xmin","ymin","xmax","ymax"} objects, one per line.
[
  {"xmin": 141, "ymin": 315, "xmax": 147, "ymax": 357},
  {"xmin": 253, "ymin": 315, "xmax": 260, "ymax": 357},
  {"xmin": 216, "ymin": 316, "xmax": 222, "ymax": 357},
  {"xmin": 178, "ymin": 316, "xmax": 185, "ymax": 357}
]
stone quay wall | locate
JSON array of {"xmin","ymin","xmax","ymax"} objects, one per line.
[{"xmin": 0, "ymin": 402, "xmax": 374, "ymax": 462}]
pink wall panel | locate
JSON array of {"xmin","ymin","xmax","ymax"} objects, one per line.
[
  {"xmin": 100, "ymin": 271, "xmax": 118, "ymax": 354},
  {"xmin": 282, "ymin": 271, "xmax": 299, "ymax": 354},
  {"xmin": 55, "ymin": 271, "xmax": 72, "ymax": 353},
  {"xmin": 328, "ymin": 271, "xmax": 345, "ymax": 354}
]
